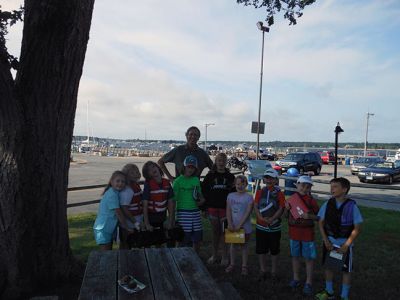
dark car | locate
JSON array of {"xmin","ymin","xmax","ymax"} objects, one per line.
[
  {"xmin": 318, "ymin": 151, "xmax": 336, "ymax": 164},
  {"xmin": 275, "ymin": 152, "xmax": 322, "ymax": 175},
  {"xmin": 351, "ymin": 156, "xmax": 385, "ymax": 175},
  {"xmin": 357, "ymin": 161, "xmax": 400, "ymax": 184},
  {"xmin": 258, "ymin": 150, "xmax": 277, "ymax": 161}
]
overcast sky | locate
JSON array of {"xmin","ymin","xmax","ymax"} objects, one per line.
[{"xmin": 4, "ymin": 0, "xmax": 400, "ymax": 143}]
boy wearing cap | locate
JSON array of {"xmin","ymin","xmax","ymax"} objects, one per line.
[
  {"xmin": 315, "ymin": 177, "xmax": 363, "ymax": 300},
  {"xmin": 285, "ymin": 175, "xmax": 319, "ymax": 296},
  {"xmin": 254, "ymin": 169, "xmax": 285, "ymax": 281},
  {"xmin": 173, "ymin": 155, "xmax": 206, "ymax": 253}
]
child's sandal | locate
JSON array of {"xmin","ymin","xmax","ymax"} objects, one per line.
[
  {"xmin": 225, "ymin": 264, "xmax": 235, "ymax": 273},
  {"xmin": 241, "ymin": 265, "xmax": 248, "ymax": 276}
]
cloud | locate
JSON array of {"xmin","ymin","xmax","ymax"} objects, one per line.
[{"xmin": 3, "ymin": 0, "xmax": 400, "ymax": 142}]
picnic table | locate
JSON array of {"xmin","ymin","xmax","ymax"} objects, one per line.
[{"xmin": 79, "ymin": 247, "xmax": 241, "ymax": 300}]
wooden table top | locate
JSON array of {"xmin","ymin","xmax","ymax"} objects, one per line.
[{"xmin": 78, "ymin": 247, "xmax": 227, "ymax": 300}]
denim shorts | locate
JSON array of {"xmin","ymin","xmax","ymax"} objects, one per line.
[{"xmin": 290, "ymin": 239, "xmax": 317, "ymax": 260}]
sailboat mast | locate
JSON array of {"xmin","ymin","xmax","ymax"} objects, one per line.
[{"xmin": 86, "ymin": 100, "xmax": 90, "ymax": 143}]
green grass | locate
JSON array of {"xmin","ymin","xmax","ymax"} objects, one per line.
[{"xmin": 68, "ymin": 206, "xmax": 400, "ymax": 299}]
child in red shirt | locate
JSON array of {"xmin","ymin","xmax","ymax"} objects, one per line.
[
  {"xmin": 254, "ymin": 169, "xmax": 285, "ymax": 281},
  {"xmin": 285, "ymin": 175, "xmax": 319, "ymax": 296}
]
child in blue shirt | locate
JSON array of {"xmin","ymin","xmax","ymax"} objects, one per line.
[
  {"xmin": 93, "ymin": 171, "xmax": 133, "ymax": 250},
  {"xmin": 315, "ymin": 177, "xmax": 363, "ymax": 300}
]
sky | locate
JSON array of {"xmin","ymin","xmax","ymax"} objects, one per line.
[{"xmin": 3, "ymin": 0, "xmax": 400, "ymax": 143}]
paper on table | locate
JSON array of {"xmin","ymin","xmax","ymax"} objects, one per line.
[{"xmin": 118, "ymin": 275, "xmax": 146, "ymax": 294}]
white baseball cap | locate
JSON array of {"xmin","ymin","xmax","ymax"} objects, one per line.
[
  {"xmin": 296, "ymin": 175, "xmax": 313, "ymax": 185},
  {"xmin": 263, "ymin": 169, "xmax": 279, "ymax": 178}
]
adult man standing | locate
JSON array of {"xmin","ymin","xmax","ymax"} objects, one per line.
[{"xmin": 158, "ymin": 126, "xmax": 213, "ymax": 181}]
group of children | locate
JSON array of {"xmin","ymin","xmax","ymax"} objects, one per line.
[{"xmin": 93, "ymin": 153, "xmax": 363, "ymax": 300}]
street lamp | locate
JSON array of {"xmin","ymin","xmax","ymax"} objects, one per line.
[
  {"xmin": 334, "ymin": 122, "xmax": 344, "ymax": 179},
  {"xmin": 256, "ymin": 21, "xmax": 269, "ymax": 160},
  {"xmin": 364, "ymin": 112, "xmax": 374, "ymax": 157},
  {"xmin": 204, "ymin": 123, "xmax": 215, "ymax": 151}
]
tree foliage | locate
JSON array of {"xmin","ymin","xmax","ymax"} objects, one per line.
[
  {"xmin": 237, "ymin": 0, "xmax": 316, "ymax": 27},
  {"xmin": 0, "ymin": 5, "xmax": 23, "ymax": 69}
]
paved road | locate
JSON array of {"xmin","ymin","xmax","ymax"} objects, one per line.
[{"xmin": 67, "ymin": 154, "xmax": 400, "ymax": 215}]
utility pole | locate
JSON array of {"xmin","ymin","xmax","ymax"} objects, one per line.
[
  {"xmin": 364, "ymin": 112, "xmax": 374, "ymax": 156},
  {"xmin": 256, "ymin": 21, "xmax": 269, "ymax": 160}
]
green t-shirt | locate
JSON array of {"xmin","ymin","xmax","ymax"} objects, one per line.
[{"xmin": 173, "ymin": 175, "xmax": 202, "ymax": 210}]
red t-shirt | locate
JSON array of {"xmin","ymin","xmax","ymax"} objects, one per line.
[{"xmin": 288, "ymin": 194, "xmax": 319, "ymax": 241}]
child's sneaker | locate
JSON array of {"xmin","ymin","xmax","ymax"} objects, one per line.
[
  {"xmin": 207, "ymin": 255, "xmax": 217, "ymax": 265},
  {"xmin": 315, "ymin": 290, "xmax": 335, "ymax": 300},
  {"xmin": 289, "ymin": 279, "xmax": 301, "ymax": 289},
  {"xmin": 303, "ymin": 283, "xmax": 313, "ymax": 296}
]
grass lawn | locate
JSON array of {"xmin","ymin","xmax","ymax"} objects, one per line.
[{"xmin": 68, "ymin": 205, "xmax": 400, "ymax": 299}]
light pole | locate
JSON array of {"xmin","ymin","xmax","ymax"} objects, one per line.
[
  {"xmin": 364, "ymin": 112, "xmax": 374, "ymax": 157},
  {"xmin": 334, "ymin": 122, "xmax": 344, "ymax": 179},
  {"xmin": 204, "ymin": 123, "xmax": 215, "ymax": 151},
  {"xmin": 256, "ymin": 21, "xmax": 269, "ymax": 160}
]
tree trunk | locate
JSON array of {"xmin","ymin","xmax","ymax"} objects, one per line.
[{"xmin": 0, "ymin": 0, "xmax": 95, "ymax": 298}]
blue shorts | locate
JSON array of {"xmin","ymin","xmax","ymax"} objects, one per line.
[
  {"xmin": 290, "ymin": 240, "xmax": 317, "ymax": 260},
  {"xmin": 94, "ymin": 228, "xmax": 116, "ymax": 245},
  {"xmin": 177, "ymin": 209, "xmax": 202, "ymax": 232}
]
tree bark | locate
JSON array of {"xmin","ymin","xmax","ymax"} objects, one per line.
[{"xmin": 0, "ymin": 0, "xmax": 95, "ymax": 298}]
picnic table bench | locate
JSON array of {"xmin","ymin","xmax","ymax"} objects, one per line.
[{"xmin": 79, "ymin": 247, "xmax": 241, "ymax": 300}]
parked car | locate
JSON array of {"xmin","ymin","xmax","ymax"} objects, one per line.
[
  {"xmin": 258, "ymin": 150, "xmax": 277, "ymax": 161},
  {"xmin": 318, "ymin": 151, "xmax": 336, "ymax": 164},
  {"xmin": 272, "ymin": 164, "xmax": 282, "ymax": 175},
  {"xmin": 357, "ymin": 161, "xmax": 400, "ymax": 184},
  {"xmin": 395, "ymin": 149, "xmax": 400, "ymax": 160},
  {"xmin": 350, "ymin": 156, "xmax": 385, "ymax": 175},
  {"xmin": 275, "ymin": 152, "xmax": 322, "ymax": 175}
]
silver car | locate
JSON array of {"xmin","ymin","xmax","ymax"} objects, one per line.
[{"xmin": 351, "ymin": 156, "xmax": 385, "ymax": 175}]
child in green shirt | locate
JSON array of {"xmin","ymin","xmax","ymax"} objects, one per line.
[{"xmin": 173, "ymin": 155, "xmax": 205, "ymax": 253}]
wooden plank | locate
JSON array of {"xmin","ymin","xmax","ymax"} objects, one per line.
[
  {"xmin": 118, "ymin": 250, "xmax": 154, "ymax": 300},
  {"xmin": 78, "ymin": 250, "xmax": 118, "ymax": 300},
  {"xmin": 218, "ymin": 282, "xmax": 243, "ymax": 300},
  {"xmin": 170, "ymin": 247, "xmax": 225, "ymax": 300},
  {"xmin": 146, "ymin": 248, "xmax": 191, "ymax": 300}
]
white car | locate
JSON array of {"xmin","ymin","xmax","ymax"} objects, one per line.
[{"xmin": 395, "ymin": 149, "xmax": 400, "ymax": 160}]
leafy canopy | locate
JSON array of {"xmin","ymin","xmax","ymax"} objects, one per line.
[
  {"xmin": 0, "ymin": 5, "xmax": 24, "ymax": 70},
  {"xmin": 237, "ymin": 0, "xmax": 316, "ymax": 27}
]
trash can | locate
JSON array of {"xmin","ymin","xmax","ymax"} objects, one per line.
[
  {"xmin": 284, "ymin": 168, "xmax": 299, "ymax": 196},
  {"xmin": 345, "ymin": 157, "xmax": 351, "ymax": 165}
]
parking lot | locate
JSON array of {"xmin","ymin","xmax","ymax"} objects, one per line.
[{"xmin": 67, "ymin": 154, "xmax": 400, "ymax": 215}]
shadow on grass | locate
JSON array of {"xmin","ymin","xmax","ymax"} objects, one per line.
[{"xmin": 68, "ymin": 206, "xmax": 400, "ymax": 299}]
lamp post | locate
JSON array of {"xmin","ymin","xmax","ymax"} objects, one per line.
[
  {"xmin": 256, "ymin": 21, "xmax": 269, "ymax": 160},
  {"xmin": 364, "ymin": 112, "xmax": 374, "ymax": 157},
  {"xmin": 204, "ymin": 123, "xmax": 215, "ymax": 151},
  {"xmin": 334, "ymin": 122, "xmax": 344, "ymax": 179}
]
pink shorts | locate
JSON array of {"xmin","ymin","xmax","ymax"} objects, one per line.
[{"xmin": 208, "ymin": 208, "xmax": 226, "ymax": 220}]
